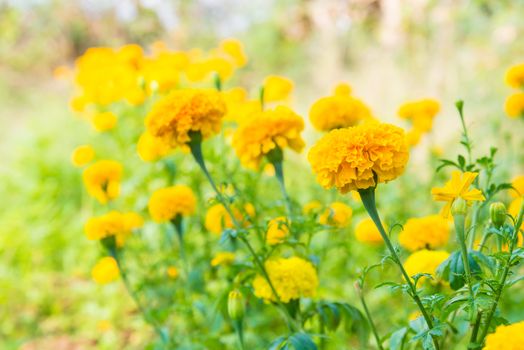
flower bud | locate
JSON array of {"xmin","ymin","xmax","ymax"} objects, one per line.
[
  {"xmin": 228, "ymin": 289, "xmax": 245, "ymax": 321},
  {"xmin": 451, "ymin": 198, "xmax": 468, "ymax": 216},
  {"xmin": 489, "ymin": 202, "xmax": 507, "ymax": 228}
]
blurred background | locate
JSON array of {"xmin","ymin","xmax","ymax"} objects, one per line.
[{"xmin": 1, "ymin": 0, "xmax": 523, "ymax": 349}]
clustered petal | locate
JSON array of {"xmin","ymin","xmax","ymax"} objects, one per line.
[
  {"xmin": 148, "ymin": 185, "xmax": 197, "ymax": 222},
  {"xmin": 399, "ymin": 215, "xmax": 450, "ymax": 252},
  {"xmin": 309, "ymin": 95, "xmax": 373, "ymax": 131},
  {"xmin": 84, "ymin": 211, "xmax": 143, "ymax": 246},
  {"xmin": 308, "ymin": 123, "xmax": 409, "ymax": 193},
  {"xmin": 483, "ymin": 320, "xmax": 524, "ymax": 350},
  {"xmin": 82, "ymin": 160, "xmax": 123, "ymax": 204}
]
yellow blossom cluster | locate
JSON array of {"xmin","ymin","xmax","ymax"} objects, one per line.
[
  {"xmin": 82, "ymin": 160, "xmax": 123, "ymax": 204},
  {"xmin": 232, "ymin": 106, "xmax": 305, "ymax": 169},
  {"xmin": 148, "ymin": 185, "xmax": 196, "ymax": 223},
  {"xmin": 483, "ymin": 320, "xmax": 524, "ymax": 350},
  {"xmin": 404, "ymin": 249, "xmax": 449, "ymax": 282},
  {"xmin": 252, "ymin": 257, "xmax": 318, "ymax": 303},
  {"xmin": 84, "ymin": 211, "xmax": 143, "ymax": 246},
  {"xmin": 204, "ymin": 203, "xmax": 255, "ymax": 235},
  {"xmin": 397, "ymin": 98, "xmax": 440, "ymax": 146},
  {"xmin": 399, "ymin": 215, "xmax": 450, "ymax": 252},
  {"xmin": 504, "ymin": 63, "xmax": 524, "ymax": 118},
  {"xmin": 91, "ymin": 256, "xmax": 120, "ymax": 284},
  {"xmin": 318, "ymin": 202, "xmax": 352, "ymax": 227},
  {"xmin": 355, "ymin": 218, "xmax": 384, "ymax": 245},
  {"xmin": 266, "ymin": 216, "xmax": 290, "ymax": 245},
  {"xmin": 308, "ymin": 123, "xmax": 409, "ymax": 193},
  {"xmin": 71, "ymin": 145, "xmax": 94, "ymax": 167}
]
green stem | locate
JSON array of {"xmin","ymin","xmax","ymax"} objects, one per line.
[
  {"xmin": 233, "ymin": 319, "xmax": 246, "ymax": 350},
  {"xmin": 453, "ymin": 213, "xmax": 475, "ymax": 306},
  {"xmin": 470, "ymin": 311, "xmax": 482, "ymax": 345},
  {"xmin": 355, "ymin": 282, "xmax": 384, "ymax": 350},
  {"xmin": 358, "ymin": 187, "xmax": 440, "ymax": 350},
  {"xmin": 267, "ymin": 147, "xmax": 292, "ymax": 216}
]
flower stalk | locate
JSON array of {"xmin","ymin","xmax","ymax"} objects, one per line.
[
  {"xmin": 267, "ymin": 147, "xmax": 292, "ymax": 216},
  {"xmin": 355, "ymin": 281, "xmax": 384, "ymax": 350}
]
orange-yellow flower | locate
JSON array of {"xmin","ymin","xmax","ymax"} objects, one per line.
[
  {"xmin": 319, "ymin": 202, "xmax": 352, "ymax": 227},
  {"xmin": 204, "ymin": 203, "xmax": 252, "ymax": 235},
  {"xmin": 219, "ymin": 38, "xmax": 248, "ymax": 67},
  {"xmin": 397, "ymin": 99, "xmax": 440, "ymax": 133},
  {"xmin": 82, "ymin": 160, "xmax": 123, "ymax": 204},
  {"xmin": 167, "ymin": 266, "xmax": 179, "ymax": 279},
  {"xmin": 263, "ymin": 75, "xmax": 293, "ymax": 103},
  {"xmin": 148, "ymin": 185, "xmax": 196, "ymax": 223},
  {"xmin": 355, "ymin": 218, "xmax": 384, "ymax": 245},
  {"xmin": 145, "ymin": 89, "xmax": 226, "ymax": 150},
  {"xmin": 211, "ymin": 252, "xmax": 236, "ymax": 267},
  {"xmin": 84, "ymin": 211, "xmax": 143, "ymax": 246},
  {"xmin": 404, "ymin": 249, "xmax": 449, "ymax": 283},
  {"xmin": 504, "ymin": 92, "xmax": 524, "ymax": 118},
  {"xmin": 399, "ymin": 215, "xmax": 450, "ymax": 252},
  {"xmin": 136, "ymin": 132, "xmax": 171, "ymax": 162},
  {"xmin": 309, "ymin": 95, "xmax": 373, "ymax": 131},
  {"xmin": 333, "ymin": 82, "xmax": 352, "ymax": 96},
  {"xmin": 505, "ymin": 63, "xmax": 524, "ymax": 89},
  {"xmin": 431, "ymin": 171, "xmax": 485, "ymax": 218},
  {"xmin": 266, "ymin": 216, "xmax": 290, "ymax": 245},
  {"xmin": 308, "ymin": 123, "xmax": 409, "ymax": 193},
  {"xmin": 510, "ymin": 175, "xmax": 524, "ymax": 198},
  {"xmin": 232, "ymin": 106, "xmax": 305, "ymax": 169},
  {"xmin": 91, "ymin": 256, "xmax": 120, "ymax": 284},
  {"xmin": 484, "ymin": 320, "xmax": 524, "ymax": 350},
  {"xmin": 71, "ymin": 145, "xmax": 94, "ymax": 167},
  {"xmin": 92, "ymin": 111, "xmax": 117, "ymax": 132}
]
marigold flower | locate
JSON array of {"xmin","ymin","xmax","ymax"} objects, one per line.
[
  {"xmin": 219, "ymin": 38, "xmax": 248, "ymax": 67},
  {"xmin": 333, "ymin": 82, "xmax": 352, "ymax": 96},
  {"xmin": 504, "ymin": 63, "xmax": 524, "ymax": 89},
  {"xmin": 319, "ymin": 202, "xmax": 352, "ymax": 227},
  {"xmin": 404, "ymin": 249, "xmax": 449, "ymax": 282},
  {"xmin": 204, "ymin": 203, "xmax": 251, "ymax": 235},
  {"xmin": 167, "ymin": 266, "xmax": 179, "ymax": 279},
  {"xmin": 148, "ymin": 185, "xmax": 196, "ymax": 223},
  {"xmin": 266, "ymin": 216, "xmax": 290, "ymax": 245},
  {"xmin": 308, "ymin": 123, "xmax": 409, "ymax": 193},
  {"xmin": 406, "ymin": 129, "xmax": 423, "ymax": 147},
  {"xmin": 483, "ymin": 320, "xmax": 524, "ymax": 350},
  {"xmin": 91, "ymin": 256, "xmax": 120, "ymax": 284},
  {"xmin": 398, "ymin": 215, "xmax": 450, "ymax": 252},
  {"xmin": 71, "ymin": 145, "xmax": 94, "ymax": 167},
  {"xmin": 303, "ymin": 200, "xmax": 322, "ymax": 215},
  {"xmin": 145, "ymin": 89, "xmax": 226, "ymax": 150},
  {"xmin": 355, "ymin": 218, "xmax": 384, "ymax": 245},
  {"xmin": 504, "ymin": 92, "xmax": 524, "ymax": 118},
  {"xmin": 82, "ymin": 160, "xmax": 123, "ymax": 204},
  {"xmin": 309, "ymin": 95, "xmax": 373, "ymax": 131},
  {"xmin": 84, "ymin": 211, "xmax": 143, "ymax": 246},
  {"xmin": 397, "ymin": 99, "xmax": 440, "ymax": 133},
  {"xmin": 222, "ymin": 87, "xmax": 261, "ymax": 123},
  {"xmin": 211, "ymin": 252, "xmax": 235, "ymax": 267},
  {"xmin": 263, "ymin": 75, "xmax": 293, "ymax": 103},
  {"xmin": 509, "ymin": 197, "xmax": 523, "ymax": 222},
  {"xmin": 510, "ymin": 175, "xmax": 524, "ymax": 198},
  {"xmin": 232, "ymin": 106, "xmax": 305, "ymax": 169},
  {"xmin": 431, "ymin": 171, "xmax": 485, "ymax": 218},
  {"xmin": 252, "ymin": 256, "xmax": 318, "ymax": 303},
  {"xmin": 136, "ymin": 132, "xmax": 171, "ymax": 162},
  {"xmin": 92, "ymin": 111, "xmax": 117, "ymax": 132}
]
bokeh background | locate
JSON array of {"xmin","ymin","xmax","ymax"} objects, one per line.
[{"xmin": 1, "ymin": 0, "xmax": 523, "ymax": 349}]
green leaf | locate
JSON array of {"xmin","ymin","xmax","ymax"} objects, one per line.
[
  {"xmin": 288, "ymin": 333, "xmax": 317, "ymax": 350},
  {"xmin": 389, "ymin": 327, "xmax": 408, "ymax": 350}
]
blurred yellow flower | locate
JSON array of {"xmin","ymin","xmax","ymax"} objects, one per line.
[
  {"xmin": 211, "ymin": 252, "xmax": 235, "ymax": 267},
  {"xmin": 319, "ymin": 202, "xmax": 352, "ymax": 227},
  {"xmin": 71, "ymin": 145, "xmax": 94, "ymax": 167},
  {"xmin": 504, "ymin": 92, "xmax": 524, "ymax": 118},
  {"xmin": 222, "ymin": 87, "xmax": 261, "ymax": 123},
  {"xmin": 509, "ymin": 197, "xmax": 523, "ymax": 220},
  {"xmin": 82, "ymin": 160, "xmax": 123, "ymax": 204},
  {"xmin": 84, "ymin": 211, "xmax": 143, "ymax": 246},
  {"xmin": 505, "ymin": 63, "xmax": 524, "ymax": 89},
  {"xmin": 406, "ymin": 129, "xmax": 423, "ymax": 147},
  {"xmin": 309, "ymin": 95, "xmax": 373, "ymax": 131},
  {"xmin": 167, "ymin": 266, "xmax": 179, "ymax": 279},
  {"xmin": 232, "ymin": 106, "xmax": 305, "ymax": 169},
  {"xmin": 303, "ymin": 200, "xmax": 322, "ymax": 215},
  {"xmin": 484, "ymin": 320, "xmax": 524, "ymax": 350},
  {"xmin": 404, "ymin": 249, "xmax": 449, "ymax": 282},
  {"xmin": 266, "ymin": 216, "xmax": 290, "ymax": 245},
  {"xmin": 398, "ymin": 98, "xmax": 440, "ymax": 133},
  {"xmin": 96, "ymin": 319, "xmax": 112, "ymax": 332},
  {"xmin": 510, "ymin": 175, "xmax": 524, "ymax": 198},
  {"xmin": 431, "ymin": 171, "xmax": 485, "ymax": 218},
  {"xmin": 92, "ymin": 111, "xmax": 117, "ymax": 132},
  {"xmin": 333, "ymin": 82, "xmax": 352, "ymax": 96},
  {"xmin": 204, "ymin": 203, "xmax": 251, "ymax": 235},
  {"xmin": 91, "ymin": 256, "xmax": 119, "ymax": 284},
  {"xmin": 263, "ymin": 75, "xmax": 293, "ymax": 103},
  {"xmin": 355, "ymin": 218, "xmax": 384, "ymax": 245},
  {"xmin": 136, "ymin": 132, "xmax": 171, "ymax": 162},
  {"xmin": 252, "ymin": 256, "xmax": 318, "ymax": 303},
  {"xmin": 145, "ymin": 89, "xmax": 226, "ymax": 149},
  {"xmin": 308, "ymin": 123, "xmax": 409, "ymax": 193},
  {"xmin": 399, "ymin": 215, "xmax": 450, "ymax": 252},
  {"xmin": 148, "ymin": 185, "xmax": 196, "ymax": 223},
  {"xmin": 220, "ymin": 38, "xmax": 248, "ymax": 67}
]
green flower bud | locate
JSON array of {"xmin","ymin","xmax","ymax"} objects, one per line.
[
  {"xmin": 489, "ymin": 202, "xmax": 507, "ymax": 228},
  {"xmin": 451, "ymin": 198, "xmax": 468, "ymax": 216},
  {"xmin": 228, "ymin": 289, "xmax": 245, "ymax": 321}
]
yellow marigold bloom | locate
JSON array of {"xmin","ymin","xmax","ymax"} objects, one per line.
[
  {"xmin": 91, "ymin": 256, "xmax": 120, "ymax": 284},
  {"xmin": 483, "ymin": 320, "xmax": 524, "ymax": 350},
  {"xmin": 92, "ymin": 111, "xmax": 117, "ymax": 132},
  {"xmin": 82, "ymin": 160, "xmax": 123, "ymax": 204},
  {"xmin": 145, "ymin": 89, "xmax": 226, "ymax": 149},
  {"xmin": 148, "ymin": 185, "xmax": 196, "ymax": 223},
  {"xmin": 509, "ymin": 197, "xmax": 523, "ymax": 220},
  {"xmin": 266, "ymin": 216, "xmax": 290, "ymax": 245},
  {"xmin": 308, "ymin": 123, "xmax": 409, "ymax": 193},
  {"xmin": 404, "ymin": 249, "xmax": 449, "ymax": 282},
  {"xmin": 504, "ymin": 63, "xmax": 524, "ymax": 89},
  {"xmin": 333, "ymin": 82, "xmax": 352, "ymax": 96},
  {"xmin": 511, "ymin": 175, "xmax": 524, "ymax": 198},
  {"xmin": 84, "ymin": 211, "xmax": 143, "ymax": 246},
  {"xmin": 303, "ymin": 200, "xmax": 322, "ymax": 215},
  {"xmin": 263, "ymin": 75, "xmax": 293, "ymax": 103},
  {"xmin": 399, "ymin": 215, "xmax": 450, "ymax": 252},
  {"xmin": 222, "ymin": 87, "xmax": 261, "ymax": 123},
  {"xmin": 136, "ymin": 132, "xmax": 171, "ymax": 162},
  {"xmin": 71, "ymin": 145, "xmax": 94, "ymax": 167},
  {"xmin": 319, "ymin": 202, "xmax": 352, "ymax": 227},
  {"xmin": 220, "ymin": 38, "xmax": 248, "ymax": 67},
  {"xmin": 211, "ymin": 252, "xmax": 235, "ymax": 267},
  {"xmin": 70, "ymin": 95, "xmax": 89, "ymax": 112},
  {"xmin": 431, "ymin": 171, "xmax": 485, "ymax": 218},
  {"xmin": 167, "ymin": 266, "xmax": 179, "ymax": 279},
  {"xmin": 204, "ymin": 203, "xmax": 251, "ymax": 235},
  {"xmin": 232, "ymin": 106, "xmax": 305, "ymax": 169},
  {"xmin": 504, "ymin": 92, "xmax": 524, "ymax": 118},
  {"xmin": 252, "ymin": 257, "xmax": 318, "ymax": 303},
  {"xmin": 355, "ymin": 218, "xmax": 384, "ymax": 245},
  {"xmin": 398, "ymin": 99, "xmax": 440, "ymax": 133},
  {"xmin": 309, "ymin": 95, "xmax": 373, "ymax": 131}
]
